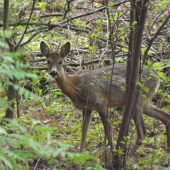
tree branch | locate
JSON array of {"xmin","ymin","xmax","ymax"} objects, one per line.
[
  {"xmin": 143, "ymin": 12, "xmax": 170, "ymax": 65},
  {"xmin": 16, "ymin": 0, "xmax": 36, "ymax": 49}
]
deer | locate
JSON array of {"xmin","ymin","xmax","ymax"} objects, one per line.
[{"xmin": 40, "ymin": 41, "xmax": 170, "ymax": 160}]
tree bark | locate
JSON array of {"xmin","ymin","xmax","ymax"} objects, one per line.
[
  {"xmin": 3, "ymin": 0, "xmax": 16, "ymax": 119},
  {"xmin": 113, "ymin": 0, "xmax": 149, "ymax": 168}
]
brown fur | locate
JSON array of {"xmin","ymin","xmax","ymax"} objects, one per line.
[
  {"xmin": 55, "ymin": 73, "xmax": 81, "ymax": 102},
  {"xmin": 40, "ymin": 41, "xmax": 170, "ymax": 161}
]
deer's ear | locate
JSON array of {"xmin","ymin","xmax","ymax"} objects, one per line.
[
  {"xmin": 61, "ymin": 42, "xmax": 70, "ymax": 58},
  {"xmin": 40, "ymin": 41, "xmax": 50, "ymax": 57}
]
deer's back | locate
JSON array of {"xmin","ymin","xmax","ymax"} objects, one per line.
[{"xmin": 73, "ymin": 63, "xmax": 159, "ymax": 110}]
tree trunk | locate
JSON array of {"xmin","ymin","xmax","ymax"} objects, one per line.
[
  {"xmin": 3, "ymin": 0, "xmax": 16, "ymax": 119},
  {"xmin": 113, "ymin": 0, "xmax": 149, "ymax": 168}
]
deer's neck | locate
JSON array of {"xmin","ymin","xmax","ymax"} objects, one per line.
[{"xmin": 55, "ymin": 71, "xmax": 80, "ymax": 102}]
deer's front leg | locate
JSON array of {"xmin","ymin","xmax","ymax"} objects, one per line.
[
  {"xmin": 97, "ymin": 107, "xmax": 114, "ymax": 156},
  {"xmin": 80, "ymin": 109, "xmax": 93, "ymax": 152}
]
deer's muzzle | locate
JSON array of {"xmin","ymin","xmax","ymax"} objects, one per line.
[{"xmin": 50, "ymin": 71, "xmax": 58, "ymax": 77}]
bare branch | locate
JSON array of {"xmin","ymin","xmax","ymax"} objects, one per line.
[
  {"xmin": 16, "ymin": 0, "xmax": 36, "ymax": 49},
  {"xmin": 143, "ymin": 12, "xmax": 170, "ymax": 65}
]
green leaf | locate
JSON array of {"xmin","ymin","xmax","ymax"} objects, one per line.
[
  {"xmin": 96, "ymin": 27, "xmax": 101, "ymax": 31},
  {"xmin": 122, "ymin": 48, "xmax": 128, "ymax": 52},
  {"xmin": 95, "ymin": 33, "xmax": 100, "ymax": 38},
  {"xmin": 33, "ymin": 16, "xmax": 39, "ymax": 19},
  {"xmin": 67, "ymin": 111, "xmax": 72, "ymax": 116},
  {"xmin": 90, "ymin": 33, "xmax": 95, "ymax": 37},
  {"xmin": 89, "ymin": 46, "xmax": 94, "ymax": 51},
  {"xmin": 53, "ymin": 148, "xmax": 62, "ymax": 157},
  {"xmin": 132, "ymin": 21, "xmax": 137, "ymax": 26},
  {"xmin": 121, "ymin": 41, "xmax": 125, "ymax": 45},
  {"xmin": 119, "ymin": 12, "xmax": 123, "ymax": 17},
  {"xmin": 0, "ymin": 155, "xmax": 13, "ymax": 169},
  {"xmin": 110, "ymin": 2, "xmax": 115, "ymax": 7},
  {"xmin": 0, "ymin": 128, "xmax": 7, "ymax": 134},
  {"xmin": 82, "ymin": 25, "xmax": 86, "ymax": 29},
  {"xmin": 18, "ymin": 25, "xmax": 23, "ymax": 29},
  {"xmin": 101, "ymin": 76, "xmax": 108, "ymax": 79}
]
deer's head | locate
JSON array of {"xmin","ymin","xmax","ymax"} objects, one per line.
[{"xmin": 40, "ymin": 41, "xmax": 70, "ymax": 78}]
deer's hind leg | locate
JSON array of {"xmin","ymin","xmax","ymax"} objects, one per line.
[
  {"xmin": 80, "ymin": 109, "xmax": 93, "ymax": 152},
  {"xmin": 129, "ymin": 94, "xmax": 146, "ymax": 157},
  {"xmin": 143, "ymin": 103, "xmax": 170, "ymax": 153}
]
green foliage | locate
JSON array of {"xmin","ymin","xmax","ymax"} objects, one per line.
[
  {"xmin": 145, "ymin": 61, "xmax": 168, "ymax": 80},
  {"xmin": 1, "ymin": 1, "xmax": 169, "ymax": 169},
  {"xmin": 0, "ymin": 38, "xmax": 40, "ymax": 110},
  {"xmin": 137, "ymin": 82, "xmax": 149, "ymax": 92},
  {"xmin": 89, "ymin": 46, "xmax": 94, "ymax": 51},
  {"xmin": 74, "ymin": 20, "xmax": 86, "ymax": 29},
  {"xmin": 37, "ymin": 2, "xmax": 47, "ymax": 11},
  {"xmin": 114, "ymin": 146, "xmax": 125, "ymax": 157},
  {"xmin": 109, "ymin": 2, "xmax": 115, "ymax": 7},
  {"xmin": 0, "ymin": 119, "xmax": 99, "ymax": 170}
]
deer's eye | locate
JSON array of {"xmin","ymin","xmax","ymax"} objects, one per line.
[
  {"xmin": 59, "ymin": 61, "xmax": 62, "ymax": 64},
  {"xmin": 47, "ymin": 60, "xmax": 50, "ymax": 64}
]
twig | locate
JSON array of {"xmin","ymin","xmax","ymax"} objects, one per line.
[
  {"xmin": 19, "ymin": 28, "xmax": 49, "ymax": 47},
  {"xmin": 63, "ymin": 0, "xmax": 74, "ymax": 18},
  {"xmin": 16, "ymin": 0, "xmax": 36, "ymax": 49},
  {"xmin": 40, "ymin": 13, "xmax": 63, "ymax": 18},
  {"xmin": 143, "ymin": 12, "xmax": 170, "ymax": 65},
  {"xmin": 150, "ymin": 2, "xmax": 170, "ymax": 29}
]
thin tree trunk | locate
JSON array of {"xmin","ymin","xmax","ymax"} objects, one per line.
[
  {"xmin": 113, "ymin": 0, "xmax": 149, "ymax": 168},
  {"xmin": 3, "ymin": 0, "xmax": 16, "ymax": 119}
]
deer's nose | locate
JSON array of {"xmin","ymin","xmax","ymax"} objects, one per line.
[{"xmin": 50, "ymin": 71, "xmax": 58, "ymax": 77}]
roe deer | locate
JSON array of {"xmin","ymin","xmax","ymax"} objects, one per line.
[{"xmin": 40, "ymin": 41, "xmax": 170, "ymax": 158}]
